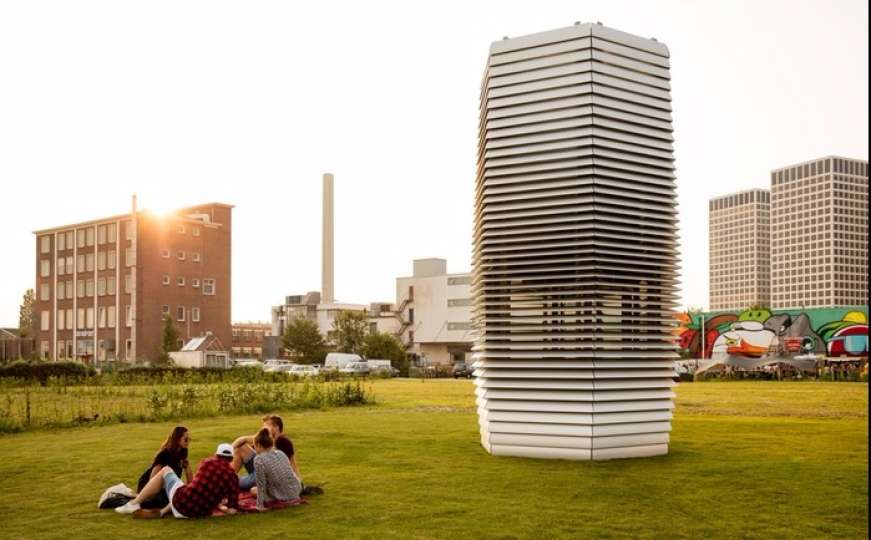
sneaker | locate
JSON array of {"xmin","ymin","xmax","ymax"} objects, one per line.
[{"xmin": 115, "ymin": 501, "xmax": 141, "ymax": 514}]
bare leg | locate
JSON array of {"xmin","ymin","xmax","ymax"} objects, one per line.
[
  {"xmin": 133, "ymin": 466, "xmax": 172, "ymax": 504},
  {"xmin": 232, "ymin": 445, "xmax": 255, "ymax": 473}
]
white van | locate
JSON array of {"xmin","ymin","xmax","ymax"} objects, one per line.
[
  {"xmin": 324, "ymin": 352, "xmax": 362, "ymax": 371},
  {"xmin": 366, "ymin": 359, "xmax": 393, "ymax": 372}
]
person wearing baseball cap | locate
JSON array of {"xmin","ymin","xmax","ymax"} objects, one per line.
[{"xmin": 117, "ymin": 442, "xmax": 240, "ymax": 518}]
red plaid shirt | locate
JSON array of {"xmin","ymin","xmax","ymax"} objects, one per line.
[{"xmin": 172, "ymin": 456, "xmax": 239, "ymax": 518}]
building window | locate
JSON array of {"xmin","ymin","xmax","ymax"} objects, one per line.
[
  {"xmin": 57, "ymin": 233, "xmax": 65, "ymax": 252},
  {"xmin": 107, "ymin": 306, "xmax": 116, "ymax": 328},
  {"xmin": 126, "ymin": 305, "xmax": 133, "ymax": 327},
  {"xmin": 107, "ymin": 223, "xmax": 116, "ymax": 243},
  {"xmin": 58, "ymin": 309, "xmax": 66, "ymax": 330},
  {"xmin": 177, "ymin": 224, "xmax": 185, "ymax": 234},
  {"xmin": 177, "ymin": 250, "xmax": 185, "ymax": 260},
  {"xmin": 40, "ymin": 283, "xmax": 50, "ymax": 301},
  {"xmin": 192, "ymin": 226, "xmax": 200, "ymax": 237},
  {"xmin": 192, "ymin": 278, "xmax": 200, "ymax": 288},
  {"xmin": 40, "ymin": 236, "xmax": 51, "ymax": 254},
  {"xmin": 98, "ymin": 307, "xmax": 107, "ymax": 328},
  {"xmin": 192, "ymin": 307, "xmax": 200, "ymax": 322},
  {"xmin": 77, "ymin": 308, "xmax": 85, "ymax": 329},
  {"xmin": 162, "ymin": 274, "xmax": 170, "ymax": 285},
  {"xmin": 161, "ymin": 249, "xmax": 170, "ymax": 258},
  {"xmin": 86, "ymin": 279, "xmax": 94, "ymax": 297},
  {"xmin": 192, "ymin": 252, "xmax": 201, "ymax": 263},
  {"xmin": 77, "ymin": 280, "xmax": 85, "ymax": 298},
  {"xmin": 107, "ymin": 250, "xmax": 116, "ymax": 269},
  {"xmin": 77, "ymin": 229, "xmax": 85, "ymax": 248},
  {"xmin": 57, "ymin": 340, "xmax": 66, "ymax": 359},
  {"xmin": 97, "ymin": 225, "xmax": 107, "ymax": 244},
  {"xmin": 97, "ymin": 251, "xmax": 106, "ymax": 271},
  {"xmin": 202, "ymin": 279, "xmax": 216, "ymax": 295},
  {"xmin": 86, "ymin": 307, "xmax": 94, "ymax": 327},
  {"xmin": 66, "ymin": 231, "xmax": 74, "ymax": 250},
  {"xmin": 125, "ymin": 274, "xmax": 133, "ymax": 294},
  {"xmin": 107, "ymin": 277, "xmax": 116, "ymax": 295},
  {"xmin": 40, "ymin": 310, "xmax": 49, "ymax": 331},
  {"xmin": 41, "ymin": 341, "xmax": 49, "ymax": 359},
  {"xmin": 86, "ymin": 253, "xmax": 94, "ymax": 272},
  {"xmin": 40, "ymin": 259, "xmax": 50, "ymax": 277},
  {"xmin": 125, "ymin": 220, "xmax": 133, "ymax": 240},
  {"xmin": 162, "ymin": 305, "xmax": 170, "ymax": 315},
  {"xmin": 177, "ymin": 276, "xmax": 185, "ymax": 287},
  {"xmin": 85, "ymin": 228, "xmax": 95, "ymax": 246},
  {"xmin": 177, "ymin": 306, "xmax": 185, "ymax": 322},
  {"xmin": 57, "ymin": 283, "xmax": 65, "ymax": 301},
  {"xmin": 97, "ymin": 278, "xmax": 106, "ymax": 296},
  {"xmin": 125, "ymin": 248, "xmax": 135, "ymax": 267},
  {"xmin": 65, "ymin": 256, "xmax": 73, "ymax": 274}
]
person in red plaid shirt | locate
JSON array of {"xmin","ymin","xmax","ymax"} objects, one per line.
[{"xmin": 117, "ymin": 443, "xmax": 240, "ymax": 518}]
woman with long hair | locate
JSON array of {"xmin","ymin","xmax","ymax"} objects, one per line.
[
  {"xmin": 136, "ymin": 426, "xmax": 193, "ymax": 508},
  {"xmin": 250, "ymin": 427, "xmax": 301, "ymax": 510}
]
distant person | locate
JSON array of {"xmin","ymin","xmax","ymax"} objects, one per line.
[
  {"xmin": 136, "ymin": 426, "xmax": 193, "ymax": 508},
  {"xmin": 232, "ymin": 414, "xmax": 301, "ymax": 489},
  {"xmin": 116, "ymin": 443, "xmax": 239, "ymax": 518},
  {"xmin": 250, "ymin": 427, "xmax": 301, "ymax": 510}
]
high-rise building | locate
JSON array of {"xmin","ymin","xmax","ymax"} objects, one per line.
[
  {"xmin": 770, "ymin": 156, "xmax": 868, "ymax": 309},
  {"xmin": 708, "ymin": 189, "xmax": 771, "ymax": 311},
  {"xmin": 33, "ymin": 201, "xmax": 232, "ymax": 364},
  {"xmin": 473, "ymin": 23, "xmax": 679, "ymax": 460}
]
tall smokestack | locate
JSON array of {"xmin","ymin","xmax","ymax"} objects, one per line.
[{"xmin": 321, "ymin": 173, "xmax": 335, "ymax": 304}]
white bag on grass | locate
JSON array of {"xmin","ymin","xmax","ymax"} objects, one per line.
[{"xmin": 98, "ymin": 483, "xmax": 135, "ymax": 509}]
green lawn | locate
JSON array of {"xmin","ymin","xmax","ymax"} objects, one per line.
[{"xmin": 0, "ymin": 380, "xmax": 866, "ymax": 539}]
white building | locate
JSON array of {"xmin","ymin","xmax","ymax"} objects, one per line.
[
  {"xmin": 395, "ymin": 258, "xmax": 474, "ymax": 366},
  {"xmin": 271, "ymin": 292, "xmax": 367, "ymax": 341}
]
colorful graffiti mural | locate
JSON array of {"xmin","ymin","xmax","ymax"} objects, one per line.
[{"xmin": 678, "ymin": 307, "xmax": 869, "ymax": 361}]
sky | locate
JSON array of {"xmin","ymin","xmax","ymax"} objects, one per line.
[{"xmin": 0, "ymin": 0, "xmax": 867, "ymax": 326}]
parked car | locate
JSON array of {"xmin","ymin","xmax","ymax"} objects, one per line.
[
  {"xmin": 263, "ymin": 359, "xmax": 294, "ymax": 373},
  {"xmin": 324, "ymin": 353, "xmax": 363, "ymax": 371},
  {"xmin": 232, "ymin": 358, "xmax": 263, "ymax": 369},
  {"xmin": 288, "ymin": 364, "xmax": 320, "ymax": 377},
  {"xmin": 366, "ymin": 359, "xmax": 395, "ymax": 375},
  {"xmin": 339, "ymin": 361, "xmax": 370, "ymax": 376},
  {"xmin": 452, "ymin": 362, "xmax": 473, "ymax": 379}
]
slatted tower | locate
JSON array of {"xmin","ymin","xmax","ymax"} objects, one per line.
[{"xmin": 473, "ymin": 23, "xmax": 680, "ymax": 460}]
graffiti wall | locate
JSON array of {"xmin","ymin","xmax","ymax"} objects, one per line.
[{"xmin": 678, "ymin": 307, "xmax": 869, "ymax": 360}]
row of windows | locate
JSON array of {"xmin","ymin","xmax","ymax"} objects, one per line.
[
  {"xmin": 161, "ymin": 249, "xmax": 201, "ymax": 262},
  {"xmin": 39, "ymin": 223, "xmax": 121, "ymax": 254},
  {"xmin": 160, "ymin": 305, "xmax": 201, "ymax": 322},
  {"xmin": 232, "ymin": 329, "xmax": 267, "ymax": 340},
  {"xmin": 40, "ymin": 306, "xmax": 118, "ymax": 331},
  {"xmin": 40, "ymin": 277, "xmax": 118, "ymax": 300},
  {"xmin": 160, "ymin": 276, "xmax": 216, "ymax": 294},
  {"xmin": 40, "ymin": 248, "xmax": 135, "ymax": 277}
]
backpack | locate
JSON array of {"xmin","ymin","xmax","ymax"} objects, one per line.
[{"xmin": 98, "ymin": 483, "xmax": 135, "ymax": 509}]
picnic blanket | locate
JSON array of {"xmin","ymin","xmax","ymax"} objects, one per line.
[{"xmin": 210, "ymin": 490, "xmax": 306, "ymax": 516}]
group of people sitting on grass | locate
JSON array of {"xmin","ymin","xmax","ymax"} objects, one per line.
[{"xmin": 116, "ymin": 414, "xmax": 313, "ymax": 518}]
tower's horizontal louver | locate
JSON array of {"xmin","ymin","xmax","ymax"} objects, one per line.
[{"xmin": 473, "ymin": 23, "xmax": 679, "ymax": 460}]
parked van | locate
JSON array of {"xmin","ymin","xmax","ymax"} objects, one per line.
[{"xmin": 324, "ymin": 353, "xmax": 362, "ymax": 371}]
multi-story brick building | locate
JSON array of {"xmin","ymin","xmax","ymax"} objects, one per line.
[
  {"xmin": 33, "ymin": 201, "xmax": 232, "ymax": 365},
  {"xmin": 771, "ymin": 156, "xmax": 868, "ymax": 309},
  {"xmin": 231, "ymin": 322, "xmax": 271, "ymax": 359},
  {"xmin": 708, "ymin": 189, "xmax": 771, "ymax": 310}
]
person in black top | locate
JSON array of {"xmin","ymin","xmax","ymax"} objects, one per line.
[
  {"xmin": 231, "ymin": 415, "xmax": 300, "ymax": 490},
  {"xmin": 136, "ymin": 426, "xmax": 193, "ymax": 508}
]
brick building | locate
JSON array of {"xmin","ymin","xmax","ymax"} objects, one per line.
[
  {"xmin": 231, "ymin": 322, "xmax": 271, "ymax": 359},
  {"xmin": 33, "ymin": 201, "xmax": 232, "ymax": 365}
]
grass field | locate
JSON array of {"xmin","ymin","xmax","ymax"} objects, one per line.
[{"xmin": 0, "ymin": 380, "xmax": 866, "ymax": 539}]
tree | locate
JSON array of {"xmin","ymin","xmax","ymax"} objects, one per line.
[
  {"xmin": 18, "ymin": 289, "xmax": 35, "ymax": 338},
  {"xmin": 331, "ymin": 310, "xmax": 369, "ymax": 354},
  {"xmin": 282, "ymin": 317, "xmax": 327, "ymax": 364},
  {"xmin": 155, "ymin": 314, "xmax": 180, "ymax": 366},
  {"xmin": 361, "ymin": 332, "xmax": 409, "ymax": 375}
]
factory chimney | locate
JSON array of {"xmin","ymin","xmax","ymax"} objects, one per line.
[{"xmin": 321, "ymin": 173, "xmax": 335, "ymax": 304}]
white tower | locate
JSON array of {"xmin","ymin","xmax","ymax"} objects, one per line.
[
  {"xmin": 322, "ymin": 173, "xmax": 335, "ymax": 304},
  {"xmin": 473, "ymin": 23, "xmax": 680, "ymax": 460}
]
